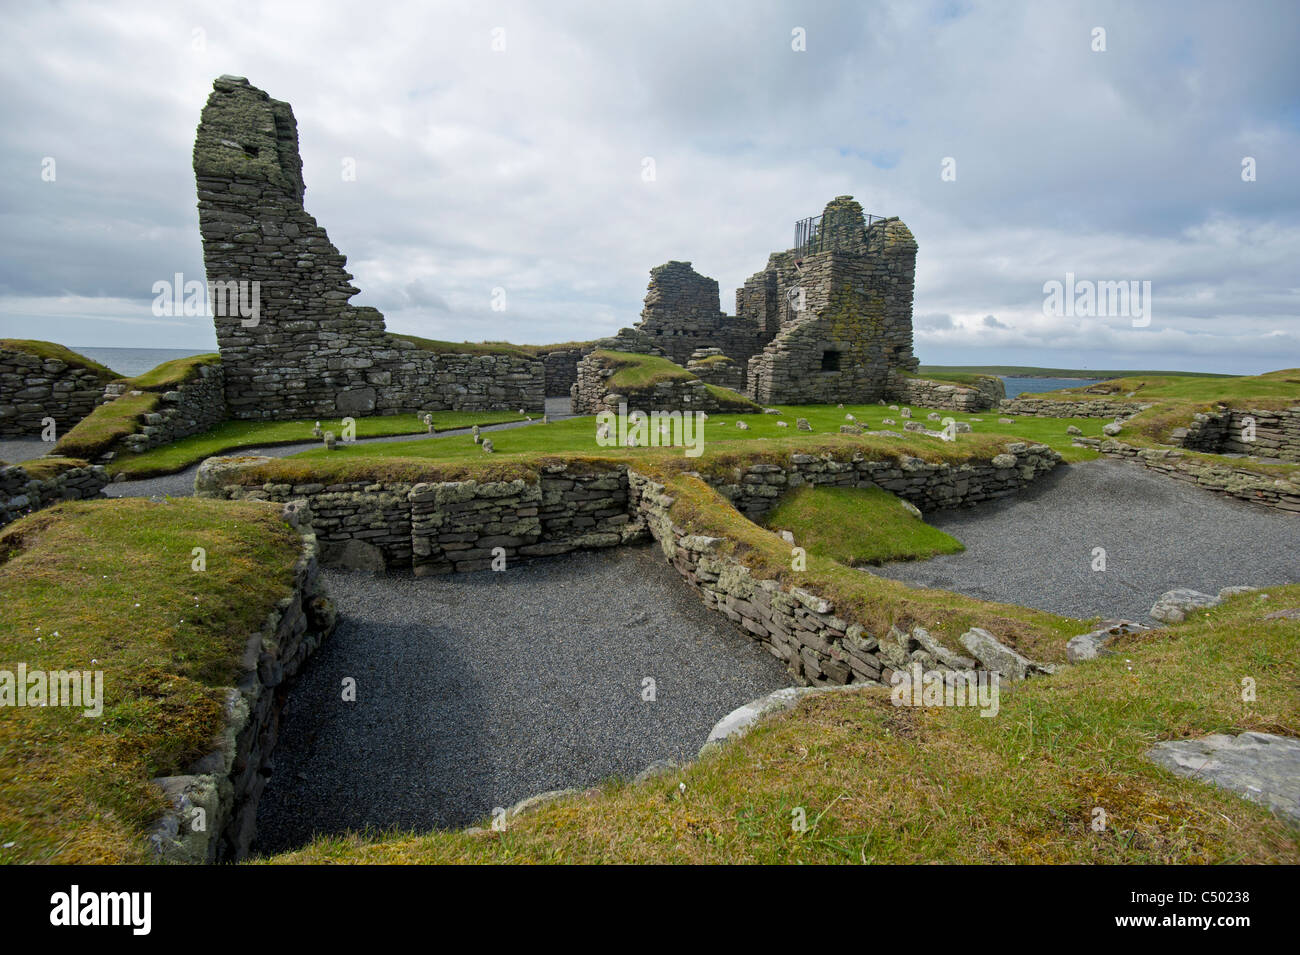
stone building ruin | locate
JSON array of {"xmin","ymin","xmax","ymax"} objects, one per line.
[
  {"xmin": 608, "ymin": 195, "xmax": 922, "ymax": 407},
  {"xmin": 193, "ymin": 76, "xmax": 543, "ymax": 419}
]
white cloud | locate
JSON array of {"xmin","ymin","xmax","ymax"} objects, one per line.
[{"xmin": 0, "ymin": 0, "xmax": 1296, "ymax": 373}]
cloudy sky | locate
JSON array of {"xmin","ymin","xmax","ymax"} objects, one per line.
[{"xmin": 1, "ymin": 0, "xmax": 1296, "ymax": 373}]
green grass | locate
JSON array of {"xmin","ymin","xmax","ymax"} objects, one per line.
[
  {"xmin": 0, "ymin": 340, "xmax": 120, "ymax": 381},
  {"xmin": 52, "ymin": 391, "xmax": 161, "ymax": 461},
  {"xmin": 128, "ymin": 353, "xmax": 221, "ymax": 390},
  {"xmin": 51, "ymin": 354, "xmax": 222, "ymax": 461},
  {"xmin": 763, "ymin": 485, "xmax": 964, "ymax": 566},
  {"xmin": 108, "ymin": 410, "xmax": 529, "ymax": 479},
  {"xmin": 1041, "ymin": 368, "xmax": 1299, "ymax": 406},
  {"xmin": 12, "ymin": 456, "xmax": 92, "ymax": 482},
  {"xmin": 0, "ymin": 498, "xmax": 304, "ymax": 864},
  {"xmin": 920, "ymin": 364, "xmax": 1231, "ymax": 380},
  {"xmin": 599, "ymin": 350, "xmax": 696, "ymax": 390},
  {"xmin": 265, "ymin": 567, "xmax": 1300, "ymax": 863},
  {"xmin": 246, "ymin": 400, "xmax": 1104, "ymax": 484},
  {"xmin": 391, "ymin": 335, "xmax": 596, "ymax": 358}
]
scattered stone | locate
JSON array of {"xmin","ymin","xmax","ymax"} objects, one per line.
[
  {"xmin": 796, "ymin": 418, "xmax": 812, "ymax": 431},
  {"xmin": 926, "ymin": 412, "xmax": 941, "ymax": 421},
  {"xmin": 323, "ymin": 431, "xmax": 336, "ymax": 450},
  {"xmin": 1065, "ymin": 620, "xmax": 1148, "ymax": 662},
  {"xmin": 882, "ymin": 417, "xmax": 896, "ymax": 425},
  {"xmin": 776, "ymin": 420, "xmax": 789, "ymax": 428},
  {"xmin": 1102, "ymin": 422, "xmax": 1123, "ymax": 436},
  {"xmin": 481, "ymin": 438, "xmax": 494, "ymax": 453},
  {"xmin": 1149, "ymin": 588, "xmax": 1221, "ymax": 623},
  {"xmin": 1146, "ymin": 732, "xmax": 1300, "ymax": 828},
  {"xmin": 958, "ymin": 627, "xmax": 1054, "ymax": 681},
  {"xmin": 1066, "ymin": 425, "xmax": 1082, "ymax": 435},
  {"xmin": 736, "ymin": 421, "xmax": 749, "ymax": 430},
  {"xmin": 999, "ymin": 417, "xmax": 1015, "ymax": 424},
  {"xmin": 900, "ymin": 408, "xmax": 912, "ymax": 418}
]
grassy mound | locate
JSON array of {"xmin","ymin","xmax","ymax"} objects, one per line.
[
  {"xmin": 0, "ymin": 498, "xmax": 304, "ymax": 864},
  {"xmin": 0, "ymin": 339, "xmax": 120, "ymax": 381},
  {"xmin": 391, "ymin": 334, "xmax": 595, "ymax": 358},
  {"xmin": 264, "ymin": 580, "xmax": 1299, "ymax": 864},
  {"xmin": 763, "ymin": 485, "xmax": 964, "ymax": 566},
  {"xmin": 51, "ymin": 354, "xmax": 220, "ymax": 461}
]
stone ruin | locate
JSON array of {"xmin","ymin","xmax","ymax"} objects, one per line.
[
  {"xmin": 608, "ymin": 195, "xmax": 921, "ymax": 407},
  {"xmin": 193, "ymin": 76, "xmax": 543, "ymax": 419}
]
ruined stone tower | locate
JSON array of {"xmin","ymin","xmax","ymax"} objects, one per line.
[
  {"xmin": 743, "ymin": 196, "xmax": 919, "ymax": 404},
  {"xmin": 620, "ymin": 196, "xmax": 918, "ymax": 405},
  {"xmin": 193, "ymin": 76, "xmax": 543, "ymax": 418}
]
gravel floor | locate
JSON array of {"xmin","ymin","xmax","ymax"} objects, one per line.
[
  {"xmin": 873, "ymin": 457, "xmax": 1300, "ymax": 621},
  {"xmin": 253, "ymin": 545, "xmax": 790, "ymax": 854},
  {"xmin": 0, "ymin": 438, "xmax": 50, "ymax": 465}
]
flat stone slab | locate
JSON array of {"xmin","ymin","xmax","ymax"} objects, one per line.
[{"xmin": 1145, "ymin": 731, "xmax": 1300, "ymax": 828}]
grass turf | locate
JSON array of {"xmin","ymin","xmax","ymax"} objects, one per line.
[
  {"xmin": 246, "ymin": 401, "xmax": 1104, "ymax": 486},
  {"xmin": 107, "ymin": 410, "xmax": 530, "ymax": 479},
  {"xmin": 0, "ymin": 339, "xmax": 121, "ymax": 381},
  {"xmin": 0, "ymin": 498, "xmax": 303, "ymax": 864},
  {"xmin": 52, "ymin": 354, "xmax": 221, "ymax": 461},
  {"xmin": 763, "ymin": 485, "xmax": 965, "ymax": 566}
]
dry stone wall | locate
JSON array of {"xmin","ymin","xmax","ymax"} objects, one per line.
[
  {"xmin": 1172, "ymin": 407, "xmax": 1300, "ymax": 462},
  {"xmin": 1100, "ymin": 439, "xmax": 1300, "ymax": 512},
  {"xmin": 570, "ymin": 351, "xmax": 751, "ymax": 415},
  {"xmin": 706, "ymin": 443, "xmax": 1060, "ymax": 520},
  {"xmin": 193, "ymin": 76, "xmax": 543, "ymax": 419},
  {"xmin": 1000, "ymin": 396, "xmax": 1148, "ymax": 418},
  {"xmin": 148, "ymin": 515, "xmax": 336, "ymax": 863},
  {"xmin": 746, "ymin": 204, "xmax": 919, "ymax": 406},
  {"xmin": 0, "ymin": 346, "xmax": 110, "ymax": 438},
  {"xmin": 898, "ymin": 376, "xmax": 1004, "ymax": 412},
  {"xmin": 198, "ymin": 460, "xmax": 640, "ymax": 572},
  {"xmin": 117, "ymin": 363, "xmax": 227, "ymax": 454},
  {"xmin": 687, "ymin": 349, "xmax": 745, "ymax": 391},
  {"xmin": 0, "ymin": 462, "xmax": 109, "ymax": 528}
]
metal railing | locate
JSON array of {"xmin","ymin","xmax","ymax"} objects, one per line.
[{"xmin": 793, "ymin": 211, "xmax": 886, "ymax": 255}]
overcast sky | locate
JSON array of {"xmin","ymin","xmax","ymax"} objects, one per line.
[{"xmin": 1, "ymin": 0, "xmax": 1296, "ymax": 373}]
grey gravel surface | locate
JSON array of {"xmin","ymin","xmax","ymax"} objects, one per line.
[
  {"xmin": 253, "ymin": 545, "xmax": 790, "ymax": 853},
  {"xmin": 0, "ymin": 438, "xmax": 51, "ymax": 465},
  {"xmin": 874, "ymin": 457, "xmax": 1300, "ymax": 621}
]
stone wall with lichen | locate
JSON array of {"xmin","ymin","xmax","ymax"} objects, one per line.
[
  {"xmin": 193, "ymin": 75, "xmax": 543, "ymax": 420},
  {"xmin": 745, "ymin": 201, "xmax": 919, "ymax": 405}
]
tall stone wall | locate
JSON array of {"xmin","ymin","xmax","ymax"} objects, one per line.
[
  {"xmin": 746, "ymin": 204, "xmax": 919, "ymax": 405},
  {"xmin": 193, "ymin": 76, "xmax": 543, "ymax": 419},
  {"xmin": 634, "ymin": 262, "xmax": 763, "ymax": 371},
  {"xmin": 0, "ymin": 346, "xmax": 112, "ymax": 438}
]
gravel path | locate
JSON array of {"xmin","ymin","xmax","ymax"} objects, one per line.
[
  {"xmin": 253, "ymin": 545, "xmax": 790, "ymax": 853},
  {"xmin": 0, "ymin": 438, "xmax": 50, "ymax": 465},
  {"xmin": 873, "ymin": 457, "xmax": 1300, "ymax": 622}
]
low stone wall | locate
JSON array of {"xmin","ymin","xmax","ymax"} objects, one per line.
[
  {"xmin": 708, "ymin": 443, "xmax": 1061, "ymax": 520},
  {"xmin": 197, "ymin": 460, "xmax": 641, "ymax": 572},
  {"xmin": 999, "ymin": 396, "xmax": 1149, "ymax": 418},
  {"xmin": 571, "ymin": 352, "xmax": 749, "ymax": 415},
  {"xmin": 1173, "ymin": 407, "xmax": 1300, "ymax": 462},
  {"xmin": 148, "ymin": 512, "xmax": 337, "ymax": 863},
  {"xmin": 118, "ymin": 363, "xmax": 228, "ymax": 454},
  {"xmin": 687, "ymin": 349, "xmax": 745, "ymax": 391},
  {"xmin": 629, "ymin": 468, "xmax": 1059, "ymax": 688},
  {"xmin": 1100, "ymin": 440, "xmax": 1300, "ymax": 512},
  {"xmin": 0, "ymin": 461, "xmax": 109, "ymax": 527},
  {"xmin": 897, "ymin": 376, "xmax": 1004, "ymax": 412},
  {"xmin": 0, "ymin": 346, "xmax": 110, "ymax": 438}
]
